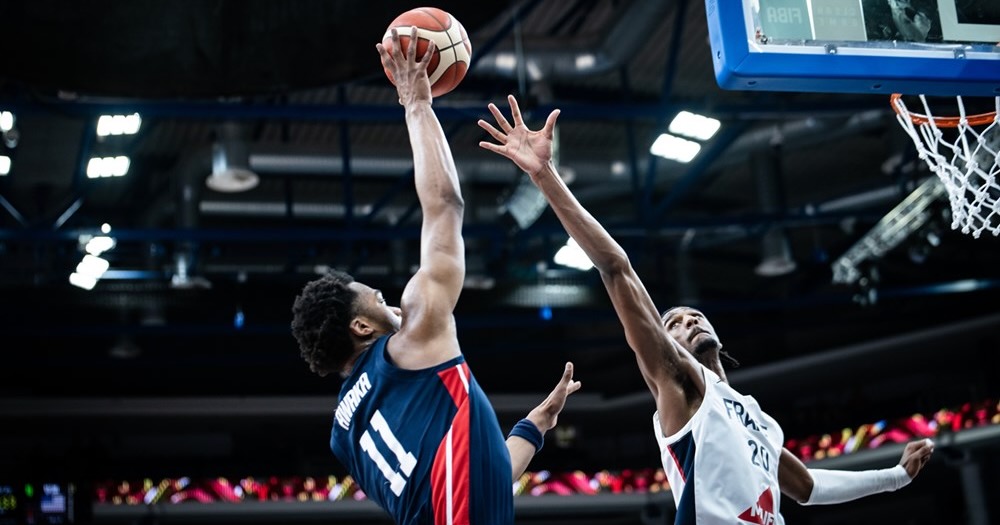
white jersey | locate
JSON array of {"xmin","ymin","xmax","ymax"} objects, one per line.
[{"xmin": 653, "ymin": 364, "xmax": 785, "ymax": 525}]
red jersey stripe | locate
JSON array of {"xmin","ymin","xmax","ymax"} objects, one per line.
[
  {"xmin": 667, "ymin": 444, "xmax": 687, "ymax": 483},
  {"xmin": 431, "ymin": 365, "xmax": 472, "ymax": 524}
]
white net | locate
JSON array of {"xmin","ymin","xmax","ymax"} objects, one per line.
[{"xmin": 892, "ymin": 95, "xmax": 1000, "ymax": 238}]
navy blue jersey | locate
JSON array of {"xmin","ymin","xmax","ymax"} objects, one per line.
[{"xmin": 330, "ymin": 334, "xmax": 513, "ymax": 525}]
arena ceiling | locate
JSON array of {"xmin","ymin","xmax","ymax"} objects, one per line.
[{"xmin": 0, "ymin": 2, "xmax": 998, "ymax": 518}]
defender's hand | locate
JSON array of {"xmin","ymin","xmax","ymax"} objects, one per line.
[
  {"xmin": 478, "ymin": 94, "xmax": 560, "ymax": 178},
  {"xmin": 527, "ymin": 362, "xmax": 581, "ymax": 432}
]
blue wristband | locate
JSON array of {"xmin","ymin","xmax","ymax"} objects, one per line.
[{"xmin": 508, "ymin": 418, "xmax": 544, "ymax": 453}]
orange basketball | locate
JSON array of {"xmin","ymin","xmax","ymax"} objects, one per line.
[{"xmin": 381, "ymin": 7, "xmax": 472, "ymax": 98}]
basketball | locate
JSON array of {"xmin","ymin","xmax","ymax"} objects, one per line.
[{"xmin": 381, "ymin": 7, "xmax": 472, "ymax": 98}]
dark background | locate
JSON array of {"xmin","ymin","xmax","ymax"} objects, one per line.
[{"xmin": 0, "ymin": 1, "xmax": 998, "ymax": 524}]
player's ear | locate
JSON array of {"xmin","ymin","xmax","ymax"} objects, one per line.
[{"xmin": 349, "ymin": 316, "xmax": 375, "ymax": 337}]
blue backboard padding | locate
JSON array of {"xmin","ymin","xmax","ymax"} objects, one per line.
[{"xmin": 706, "ymin": 0, "xmax": 1000, "ymax": 96}]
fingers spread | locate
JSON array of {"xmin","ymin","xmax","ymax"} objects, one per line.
[
  {"xmin": 544, "ymin": 109, "xmax": 561, "ymax": 137},
  {"xmin": 478, "ymin": 141, "xmax": 503, "ymax": 154},
  {"xmin": 488, "ymin": 103, "xmax": 512, "ymax": 132},
  {"xmin": 478, "ymin": 120, "xmax": 506, "ymax": 144},
  {"xmin": 508, "ymin": 94, "xmax": 524, "ymax": 126}
]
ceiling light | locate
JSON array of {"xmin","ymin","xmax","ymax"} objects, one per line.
[
  {"xmin": 96, "ymin": 113, "xmax": 142, "ymax": 136},
  {"xmin": 206, "ymin": 122, "xmax": 259, "ymax": 193},
  {"xmin": 69, "ymin": 272, "xmax": 97, "ymax": 290},
  {"xmin": 170, "ymin": 252, "xmax": 212, "ymax": 290},
  {"xmin": 668, "ymin": 111, "xmax": 721, "ymax": 141},
  {"xmin": 575, "ymin": 53, "xmax": 596, "ymax": 70},
  {"xmin": 85, "ymin": 236, "xmax": 116, "ymax": 256},
  {"xmin": 76, "ymin": 254, "xmax": 110, "ymax": 279},
  {"xmin": 86, "ymin": 156, "xmax": 130, "ymax": 178},
  {"xmin": 0, "ymin": 155, "xmax": 10, "ymax": 176},
  {"xmin": 755, "ymin": 227, "xmax": 797, "ymax": 277},
  {"xmin": 0, "ymin": 111, "xmax": 13, "ymax": 133},
  {"xmin": 650, "ymin": 133, "xmax": 701, "ymax": 163},
  {"xmin": 554, "ymin": 238, "xmax": 594, "ymax": 271},
  {"xmin": 494, "ymin": 53, "xmax": 516, "ymax": 71}
]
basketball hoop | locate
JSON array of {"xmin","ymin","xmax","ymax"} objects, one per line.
[{"xmin": 890, "ymin": 93, "xmax": 1000, "ymax": 238}]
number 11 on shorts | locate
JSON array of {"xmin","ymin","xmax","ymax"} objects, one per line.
[{"xmin": 359, "ymin": 410, "xmax": 418, "ymax": 496}]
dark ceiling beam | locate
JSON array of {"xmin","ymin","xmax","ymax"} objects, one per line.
[
  {"xmin": 70, "ymin": 116, "xmax": 95, "ymax": 193},
  {"xmin": 571, "ymin": 109, "xmax": 890, "ymax": 210},
  {"xmin": 0, "ymin": 194, "xmax": 28, "ymax": 227},
  {"xmin": 467, "ymin": 0, "xmax": 546, "ymax": 72},
  {"xmin": 0, "ymin": 283, "xmax": 997, "ymax": 367},
  {"xmin": 659, "ymin": 0, "xmax": 689, "ymax": 101},
  {"xmin": 46, "ymin": 112, "xmax": 103, "ymax": 231},
  {"xmin": 640, "ymin": 0, "xmax": 691, "ymax": 220},
  {"xmin": 51, "ymin": 197, "xmax": 84, "ymax": 230},
  {"xmin": 0, "ymin": 208, "xmax": 883, "ymax": 244},
  {"xmin": 355, "ymin": 119, "xmax": 468, "ymax": 229},
  {"xmin": 548, "ymin": 0, "xmax": 592, "ymax": 36},
  {"xmin": 337, "ymin": 85, "xmax": 356, "ymax": 267},
  {"xmin": 473, "ymin": 0, "xmax": 672, "ymax": 82},
  {"xmin": 0, "ymin": 97, "xmax": 887, "ymax": 124}
]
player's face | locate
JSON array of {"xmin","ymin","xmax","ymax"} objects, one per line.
[
  {"xmin": 349, "ymin": 282, "xmax": 403, "ymax": 334},
  {"xmin": 662, "ymin": 307, "xmax": 721, "ymax": 356}
]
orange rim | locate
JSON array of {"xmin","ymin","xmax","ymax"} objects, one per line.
[{"xmin": 890, "ymin": 93, "xmax": 998, "ymax": 127}]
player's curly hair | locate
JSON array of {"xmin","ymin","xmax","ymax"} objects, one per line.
[{"xmin": 291, "ymin": 270, "xmax": 359, "ymax": 377}]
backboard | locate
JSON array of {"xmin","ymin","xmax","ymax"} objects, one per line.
[{"xmin": 705, "ymin": 0, "xmax": 1000, "ymax": 95}]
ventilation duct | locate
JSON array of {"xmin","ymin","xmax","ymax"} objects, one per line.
[
  {"xmin": 752, "ymin": 149, "xmax": 797, "ymax": 277},
  {"xmin": 170, "ymin": 250, "xmax": 211, "ymax": 290},
  {"xmin": 755, "ymin": 227, "xmax": 797, "ymax": 277},
  {"xmin": 172, "ymin": 149, "xmax": 212, "ymax": 290},
  {"xmin": 676, "ymin": 229, "xmax": 699, "ymax": 304}
]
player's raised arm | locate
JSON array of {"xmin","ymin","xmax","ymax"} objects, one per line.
[
  {"xmin": 478, "ymin": 95, "xmax": 704, "ymax": 415},
  {"xmin": 376, "ymin": 27, "xmax": 463, "ymax": 367}
]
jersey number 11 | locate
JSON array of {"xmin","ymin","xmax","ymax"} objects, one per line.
[{"xmin": 359, "ymin": 410, "xmax": 418, "ymax": 496}]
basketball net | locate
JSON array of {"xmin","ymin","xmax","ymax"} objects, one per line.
[{"xmin": 891, "ymin": 93, "xmax": 1000, "ymax": 238}]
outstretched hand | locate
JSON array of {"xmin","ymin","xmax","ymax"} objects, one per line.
[
  {"xmin": 376, "ymin": 26, "xmax": 436, "ymax": 106},
  {"xmin": 899, "ymin": 438, "xmax": 934, "ymax": 478},
  {"xmin": 478, "ymin": 95, "xmax": 560, "ymax": 178},
  {"xmin": 527, "ymin": 362, "xmax": 582, "ymax": 432}
]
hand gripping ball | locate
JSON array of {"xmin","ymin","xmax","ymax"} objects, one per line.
[{"xmin": 381, "ymin": 7, "xmax": 472, "ymax": 97}]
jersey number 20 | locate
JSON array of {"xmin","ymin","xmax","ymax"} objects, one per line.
[{"xmin": 359, "ymin": 410, "xmax": 418, "ymax": 496}]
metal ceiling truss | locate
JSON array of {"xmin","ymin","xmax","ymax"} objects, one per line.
[{"xmin": 0, "ymin": 0, "xmax": 912, "ymax": 297}]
